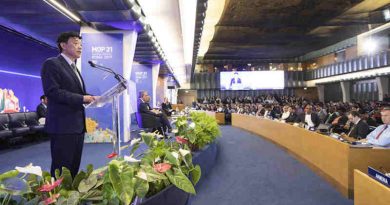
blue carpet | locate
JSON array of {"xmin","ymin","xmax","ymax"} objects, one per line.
[
  {"xmin": 190, "ymin": 126, "xmax": 353, "ymax": 205},
  {"xmin": 0, "ymin": 126, "xmax": 353, "ymax": 205}
]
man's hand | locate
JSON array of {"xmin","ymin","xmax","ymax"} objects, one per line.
[{"xmin": 83, "ymin": 95, "xmax": 95, "ymax": 103}]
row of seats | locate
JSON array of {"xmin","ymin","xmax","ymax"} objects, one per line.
[{"xmin": 0, "ymin": 112, "xmax": 44, "ymax": 143}]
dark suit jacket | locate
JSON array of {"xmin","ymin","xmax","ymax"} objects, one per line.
[
  {"xmin": 36, "ymin": 103, "xmax": 47, "ymax": 119},
  {"xmin": 161, "ymin": 102, "xmax": 172, "ymax": 116},
  {"xmin": 41, "ymin": 55, "xmax": 87, "ymax": 134},
  {"xmin": 348, "ymin": 120, "xmax": 370, "ymax": 139},
  {"xmin": 285, "ymin": 113, "xmax": 298, "ymax": 123},
  {"xmin": 297, "ymin": 113, "xmax": 321, "ymax": 128},
  {"xmin": 138, "ymin": 100, "xmax": 158, "ymax": 116},
  {"xmin": 230, "ymin": 78, "xmax": 242, "ymax": 87}
]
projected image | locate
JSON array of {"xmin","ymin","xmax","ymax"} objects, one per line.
[{"xmin": 220, "ymin": 71, "xmax": 285, "ymax": 90}]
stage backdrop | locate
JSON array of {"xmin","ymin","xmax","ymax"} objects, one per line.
[
  {"xmin": 0, "ymin": 28, "xmax": 57, "ymax": 113},
  {"xmin": 131, "ymin": 63, "xmax": 153, "ymax": 106},
  {"xmin": 81, "ymin": 33, "xmax": 124, "ymax": 143}
]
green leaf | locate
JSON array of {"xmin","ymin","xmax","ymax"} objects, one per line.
[
  {"xmin": 164, "ymin": 151, "xmax": 178, "ymax": 166},
  {"xmin": 67, "ymin": 191, "xmax": 80, "ymax": 205},
  {"xmin": 166, "ymin": 168, "xmax": 196, "ymax": 194},
  {"xmin": 0, "ymin": 177, "xmax": 30, "ymax": 195},
  {"xmin": 59, "ymin": 167, "xmax": 73, "ymax": 190},
  {"xmin": 130, "ymin": 143, "xmax": 140, "ymax": 156},
  {"xmin": 0, "ymin": 170, "xmax": 19, "ymax": 181},
  {"xmin": 82, "ymin": 190, "xmax": 103, "ymax": 201},
  {"xmin": 86, "ymin": 164, "xmax": 94, "ymax": 177},
  {"xmin": 108, "ymin": 162, "xmax": 123, "ymax": 195},
  {"xmin": 119, "ymin": 170, "xmax": 134, "ymax": 204},
  {"xmin": 55, "ymin": 169, "xmax": 61, "ymax": 180},
  {"xmin": 78, "ymin": 174, "xmax": 98, "ymax": 193},
  {"xmin": 24, "ymin": 196, "xmax": 40, "ymax": 205},
  {"xmin": 190, "ymin": 165, "xmax": 201, "ymax": 186},
  {"xmin": 102, "ymin": 184, "xmax": 115, "ymax": 200},
  {"xmin": 72, "ymin": 171, "xmax": 86, "ymax": 190},
  {"xmin": 141, "ymin": 132, "xmax": 155, "ymax": 147},
  {"xmin": 134, "ymin": 178, "xmax": 149, "ymax": 198},
  {"xmin": 108, "ymin": 161, "xmax": 134, "ymax": 205},
  {"xmin": 42, "ymin": 171, "xmax": 51, "ymax": 182}
]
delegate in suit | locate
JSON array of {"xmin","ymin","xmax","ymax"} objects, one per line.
[{"xmin": 41, "ymin": 32, "xmax": 95, "ymax": 178}]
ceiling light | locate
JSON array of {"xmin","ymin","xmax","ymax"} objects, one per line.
[
  {"xmin": 363, "ymin": 38, "xmax": 378, "ymax": 54},
  {"xmin": 43, "ymin": 0, "xmax": 81, "ymax": 23}
]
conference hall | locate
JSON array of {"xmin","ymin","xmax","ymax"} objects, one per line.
[{"xmin": 0, "ymin": 0, "xmax": 389, "ymax": 204}]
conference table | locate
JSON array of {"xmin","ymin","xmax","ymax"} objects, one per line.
[
  {"xmin": 354, "ymin": 170, "xmax": 390, "ymax": 205},
  {"xmin": 204, "ymin": 111, "xmax": 225, "ymax": 125},
  {"xmin": 232, "ymin": 113, "xmax": 390, "ymax": 199}
]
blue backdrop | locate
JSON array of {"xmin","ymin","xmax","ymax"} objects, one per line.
[
  {"xmin": 0, "ymin": 29, "xmax": 58, "ymax": 113},
  {"xmin": 81, "ymin": 33, "xmax": 124, "ymax": 143},
  {"xmin": 131, "ymin": 64, "xmax": 153, "ymax": 106}
]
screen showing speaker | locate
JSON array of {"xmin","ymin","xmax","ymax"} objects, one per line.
[{"xmin": 220, "ymin": 71, "xmax": 284, "ymax": 90}]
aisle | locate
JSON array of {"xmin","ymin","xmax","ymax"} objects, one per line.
[{"xmin": 191, "ymin": 126, "xmax": 353, "ymax": 205}]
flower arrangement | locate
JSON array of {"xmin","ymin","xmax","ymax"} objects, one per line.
[
  {"xmin": 0, "ymin": 132, "xmax": 200, "ymax": 205},
  {"xmin": 174, "ymin": 112, "xmax": 221, "ymax": 151}
]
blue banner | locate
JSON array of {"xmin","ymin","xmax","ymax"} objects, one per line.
[
  {"xmin": 131, "ymin": 64, "xmax": 153, "ymax": 107},
  {"xmin": 81, "ymin": 33, "xmax": 124, "ymax": 143}
]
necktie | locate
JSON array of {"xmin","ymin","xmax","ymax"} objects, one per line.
[
  {"xmin": 71, "ymin": 63, "xmax": 84, "ymax": 90},
  {"xmin": 347, "ymin": 124, "xmax": 355, "ymax": 136},
  {"xmin": 375, "ymin": 125, "xmax": 388, "ymax": 139}
]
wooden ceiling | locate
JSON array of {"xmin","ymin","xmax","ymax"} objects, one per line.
[{"xmin": 203, "ymin": 0, "xmax": 390, "ymax": 61}]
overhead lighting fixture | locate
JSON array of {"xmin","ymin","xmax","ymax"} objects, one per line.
[
  {"xmin": 384, "ymin": 9, "xmax": 390, "ymax": 21},
  {"xmin": 179, "ymin": 0, "xmax": 197, "ymax": 65},
  {"xmin": 43, "ymin": 0, "xmax": 81, "ymax": 23},
  {"xmin": 198, "ymin": 0, "xmax": 226, "ymax": 57},
  {"xmin": 363, "ymin": 37, "xmax": 378, "ymax": 54}
]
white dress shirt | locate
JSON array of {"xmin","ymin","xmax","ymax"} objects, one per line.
[
  {"xmin": 281, "ymin": 112, "xmax": 290, "ymax": 120},
  {"xmin": 305, "ymin": 114, "xmax": 315, "ymax": 128},
  {"xmin": 366, "ymin": 124, "xmax": 390, "ymax": 146},
  {"xmin": 61, "ymin": 53, "xmax": 83, "ymax": 89}
]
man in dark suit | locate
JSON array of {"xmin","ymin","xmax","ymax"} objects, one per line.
[
  {"xmin": 296, "ymin": 105, "xmax": 320, "ymax": 129},
  {"xmin": 138, "ymin": 91, "xmax": 171, "ymax": 134},
  {"xmin": 41, "ymin": 32, "xmax": 95, "ymax": 178},
  {"xmin": 36, "ymin": 95, "xmax": 48, "ymax": 119},
  {"xmin": 229, "ymin": 72, "xmax": 242, "ymax": 89},
  {"xmin": 343, "ymin": 111, "xmax": 369, "ymax": 140}
]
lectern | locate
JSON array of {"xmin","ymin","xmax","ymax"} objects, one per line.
[{"xmin": 85, "ymin": 80, "xmax": 127, "ymax": 156}]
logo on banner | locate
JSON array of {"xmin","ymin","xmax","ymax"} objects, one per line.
[
  {"xmin": 91, "ymin": 46, "xmax": 113, "ymax": 60},
  {"xmin": 135, "ymin": 71, "xmax": 148, "ymax": 83}
]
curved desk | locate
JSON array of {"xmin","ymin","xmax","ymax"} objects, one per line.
[
  {"xmin": 354, "ymin": 170, "xmax": 390, "ymax": 205},
  {"xmin": 232, "ymin": 113, "xmax": 390, "ymax": 199},
  {"xmin": 205, "ymin": 111, "xmax": 225, "ymax": 125}
]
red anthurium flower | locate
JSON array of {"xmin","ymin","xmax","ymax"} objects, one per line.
[
  {"xmin": 38, "ymin": 178, "xmax": 63, "ymax": 192},
  {"xmin": 175, "ymin": 136, "xmax": 188, "ymax": 144},
  {"xmin": 43, "ymin": 193, "xmax": 60, "ymax": 205},
  {"xmin": 107, "ymin": 152, "xmax": 118, "ymax": 158},
  {"xmin": 153, "ymin": 163, "xmax": 172, "ymax": 173}
]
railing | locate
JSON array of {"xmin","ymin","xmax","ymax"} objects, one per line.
[{"xmin": 305, "ymin": 51, "xmax": 390, "ymax": 80}]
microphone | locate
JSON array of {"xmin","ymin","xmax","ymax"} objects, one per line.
[{"xmin": 88, "ymin": 60, "xmax": 127, "ymax": 89}]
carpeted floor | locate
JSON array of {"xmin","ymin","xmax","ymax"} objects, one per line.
[
  {"xmin": 0, "ymin": 126, "xmax": 353, "ymax": 205},
  {"xmin": 190, "ymin": 126, "xmax": 353, "ymax": 205}
]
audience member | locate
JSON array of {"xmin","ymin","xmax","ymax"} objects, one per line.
[{"xmin": 36, "ymin": 95, "xmax": 48, "ymax": 119}]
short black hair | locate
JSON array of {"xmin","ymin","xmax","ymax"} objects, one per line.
[
  {"xmin": 57, "ymin": 31, "xmax": 81, "ymax": 52},
  {"xmin": 40, "ymin": 95, "xmax": 46, "ymax": 100},
  {"xmin": 349, "ymin": 111, "xmax": 360, "ymax": 118}
]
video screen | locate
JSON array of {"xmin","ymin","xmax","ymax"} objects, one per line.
[{"xmin": 220, "ymin": 71, "xmax": 284, "ymax": 90}]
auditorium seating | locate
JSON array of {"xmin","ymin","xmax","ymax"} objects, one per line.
[{"xmin": 0, "ymin": 112, "xmax": 45, "ymax": 145}]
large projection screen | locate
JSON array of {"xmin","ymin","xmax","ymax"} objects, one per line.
[{"xmin": 220, "ymin": 71, "xmax": 285, "ymax": 90}]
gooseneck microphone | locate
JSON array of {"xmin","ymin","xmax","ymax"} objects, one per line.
[{"xmin": 88, "ymin": 61, "xmax": 127, "ymax": 89}]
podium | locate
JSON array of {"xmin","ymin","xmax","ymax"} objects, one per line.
[{"xmin": 85, "ymin": 80, "xmax": 127, "ymax": 156}]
